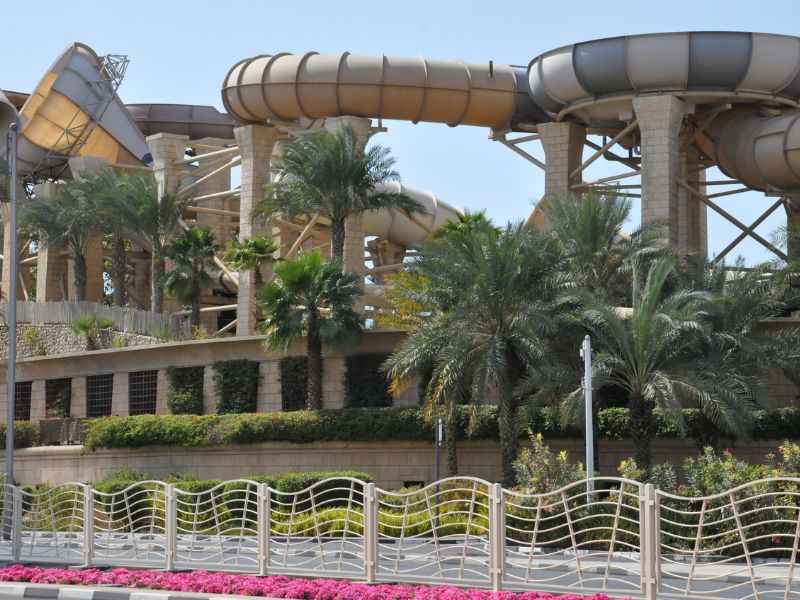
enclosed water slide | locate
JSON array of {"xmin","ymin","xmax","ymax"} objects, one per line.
[{"xmin": 221, "ymin": 33, "xmax": 800, "ymax": 214}]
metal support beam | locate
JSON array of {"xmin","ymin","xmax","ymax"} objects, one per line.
[
  {"xmin": 583, "ymin": 140, "xmax": 641, "ymax": 171},
  {"xmin": 571, "ymin": 120, "xmax": 639, "ymax": 179},
  {"xmin": 570, "ymin": 170, "xmax": 641, "ymax": 190},
  {"xmin": 714, "ymin": 198, "xmax": 785, "ymax": 263},
  {"xmin": 494, "ymin": 134, "xmax": 546, "ymax": 170},
  {"xmin": 675, "ymin": 178, "xmax": 787, "ymax": 260}
]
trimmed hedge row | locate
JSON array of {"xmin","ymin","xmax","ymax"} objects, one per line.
[{"xmin": 79, "ymin": 406, "xmax": 800, "ymax": 452}]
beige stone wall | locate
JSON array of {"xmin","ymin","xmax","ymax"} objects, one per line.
[
  {"xmin": 6, "ymin": 437, "xmax": 789, "ymax": 489},
  {"xmin": 0, "ymin": 324, "xmax": 156, "ymax": 360},
  {"xmin": 0, "ymin": 330, "xmax": 418, "ymax": 418}
]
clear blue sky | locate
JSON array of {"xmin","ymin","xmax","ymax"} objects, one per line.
[{"xmin": 2, "ymin": 0, "xmax": 797, "ymax": 263}]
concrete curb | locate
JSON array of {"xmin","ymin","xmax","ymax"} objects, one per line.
[{"xmin": 0, "ymin": 583, "xmax": 283, "ymax": 600}]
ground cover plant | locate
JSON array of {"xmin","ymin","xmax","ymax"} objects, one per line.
[{"xmin": 0, "ymin": 565, "xmax": 632, "ymax": 599}]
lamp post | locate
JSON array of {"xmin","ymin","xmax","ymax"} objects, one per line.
[
  {"xmin": 3, "ymin": 123, "xmax": 18, "ymax": 538},
  {"xmin": 580, "ymin": 335, "xmax": 594, "ymax": 497}
]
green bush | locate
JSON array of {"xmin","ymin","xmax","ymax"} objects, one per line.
[
  {"xmin": 279, "ymin": 356, "xmax": 307, "ymax": 411},
  {"xmin": 0, "ymin": 421, "xmax": 40, "ymax": 448},
  {"xmin": 165, "ymin": 366, "xmax": 204, "ymax": 415},
  {"xmin": 343, "ymin": 353, "xmax": 392, "ymax": 408},
  {"xmin": 213, "ymin": 360, "xmax": 260, "ymax": 414}
]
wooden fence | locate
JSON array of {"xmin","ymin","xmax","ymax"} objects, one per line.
[{"xmin": 0, "ymin": 301, "xmax": 190, "ymax": 338}]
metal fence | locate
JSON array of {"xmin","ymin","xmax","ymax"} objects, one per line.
[
  {"xmin": 0, "ymin": 301, "xmax": 189, "ymax": 338},
  {"xmin": 0, "ymin": 476, "xmax": 798, "ymax": 599}
]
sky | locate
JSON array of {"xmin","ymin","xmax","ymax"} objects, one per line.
[{"xmin": 1, "ymin": 0, "xmax": 798, "ymax": 264}]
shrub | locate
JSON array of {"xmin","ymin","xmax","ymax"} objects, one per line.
[
  {"xmin": 279, "ymin": 356, "xmax": 307, "ymax": 411},
  {"xmin": 0, "ymin": 421, "xmax": 40, "ymax": 448},
  {"xmin": 512, "ymin": 432, "xmax": 585, "ymax": 494},
  {"xmin": 343, "ymin": 353, "xmax": 392, "ymax": 408},
  {"xmin": 213, "ymin": 359, "xmax": 260, "ymax": 414},
  {"xmin": 20, "ymin": 328, "xmax": 46, "ymax": 356},
  {"xmin": 165, "ymin": 366, "xmax": 204, "ymax": 415}
]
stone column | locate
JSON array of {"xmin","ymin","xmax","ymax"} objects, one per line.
[
  {"xmin": 233, "ymin": 125, "xmax": 281, "ymax": 336},
  {"xmin": 324, "ymin": 117, "xmax": 372, "ymax": 312},
  {"xmin": 633, "ymin": 95, "xmax": 686, "ymax": 247},
  {"xmin": 111, "ymin": 372, "xmax": 128, "ymax": 416},
  {"xmin": 537, "ymin": 121, "xmax": 587, "ymax": 200},
  {"xmin": 33, "ymin": 182, "xmax": 69, "ymax": 301},
  {"xmin": 147, "ymin": 134, "xmax": 189, "ymax": 314},
  {"xmin": 193, "ymin": 138, "xmax": 234, "ymax": 244},
  {"xmin": 68, "ymin": 157, "xmax": 107, "ymax": 301}
]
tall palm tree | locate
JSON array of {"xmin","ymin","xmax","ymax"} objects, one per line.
[
  {"xmin": 569, "ymin": 257, "xmax": 728, "ymax": 472},
  {"xmin": 385, "ymin": 221, "xmax": 570, "ymax": 486},
  {"xmin": 164, "ymin": 227, "xmax": 221, "ymax": 329},
  {"xmin": 88, "ymin": 168, "xmax": 138, "ymax": 307},
  {"xmin": 125, "ymin": 172, "xmax": 192, "ymax": 313},
  {"xmin": 223, "ymin": 235, "xmax": 278, "ymax": 290},
  {"xmin": 252, "ymin": 126, "xmax": 426, "ymax": 260},
  {"xmin": 20, "ymin": 180, "xmax": 104, "ymax": 301},
  {"xmin": 259, "ymin": 250, "xmax": 363, "ymax": 410}
]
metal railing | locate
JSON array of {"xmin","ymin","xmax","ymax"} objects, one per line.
[{"xmin": 0, "ymin": 476, "xmax": 798, "ymax": 599}]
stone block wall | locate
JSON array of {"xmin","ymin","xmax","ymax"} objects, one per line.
[{"xmin": 0, "ymin": 324, "xmax": 157, "ymax": 360}]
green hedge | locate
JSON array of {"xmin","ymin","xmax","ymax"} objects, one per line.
[
  {"xmin": 0, "ymin": 421, "xmax": 40, "ymax": 449},
  {"xmin": 343, "ymin": 353, "xmax": 392, "ymax": 408},
  {"xmin": 213, "ymin": 359, "xmax": 260, "ymax": 414},
  {"xmin": 279, "ymin": 356, "xmax": 307, "ymax": 411},
  {"xmin": 165, "ymin": 366, "xmax": 204, "ymax": 415}
]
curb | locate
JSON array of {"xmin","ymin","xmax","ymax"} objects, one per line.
[{"xmin": 0, "ymin": 584, "xmax": 284, "ymax": 600}]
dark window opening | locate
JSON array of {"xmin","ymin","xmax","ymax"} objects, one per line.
[
  {"xmin": 14, "ymin": 381, "xmax": 32, "ymax": 421},
  {"xmin": 86, "ymin": 374, "xmax": 114, "ymax": 418},
  {"xmin": 45, "ymin": 378, "xmax": 72, "ymax": 419},
  {"xmin": 128, "ymin": 370, "xmax": 158, "ymax": 415}
]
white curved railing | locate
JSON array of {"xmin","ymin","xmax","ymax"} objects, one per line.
[{"xmin": 1, "ymin": 477, "xmax": 800, "ymax": 599}]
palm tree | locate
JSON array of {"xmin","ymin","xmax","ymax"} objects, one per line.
[
  {"xmin": 569, "ymin": 257, "xmax": 726, "ymax": 472},
  {"xmin": 385, "ymin": 221, "xmax": 569, "ymax": 486},
  {"xmin": 223, "ymin": 235, "xmax": 278, "ymax": 290},
  {"xmin": 71, "ymin": 314, "xmax": 115, "ymax": 351},
  {"xmin": 164, "ymin": 227, "xmax": 221, "ymax": 329},
  {"xmin": 541, "ymin": 191, "xmax": 665, "ymax": 305},
  {"xmin": 252, "ymin": 126, "xmax": 426, "ymax": 260},
  {"xmin": 20, "ymin": 180, "xmax": 104, "ymax": 301},
  {"xmin": 125, "ymin": 172, "xmax": 192, "ymax": 313},
  {"xmin": 88, "ymin": 167, "xmax": 138, "ymax": 307},
  {"xmin": 259, "ymin": 250, "xmax": 363, "ymax": 410}
]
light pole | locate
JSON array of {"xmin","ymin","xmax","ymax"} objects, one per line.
[
  {"xmin": 3, "ymin": 123, "xmax": 18, "ymax": 538},
  {"xmin": 580, "ymin": 335, "xmax": 594, "ymax": 496}
]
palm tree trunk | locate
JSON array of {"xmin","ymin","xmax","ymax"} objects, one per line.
[
  {"xmin": 630, "ymin": 396, "xmax": 656, "ymax": 474},
  {"xmin": 152, "ymin": 255, "xmax": 165, "ymax": 313},
  {"xmin": 330, "ymin": 224, "xmax": 345, "ymax": 262},
  {"xmin": 73, "ymin": 253, "xmax": 87, "ymax": 301},
  {"xmin": 111, "ymin": 233, "xmax": 127, "ymax": 307},
  {"xmin": 190, "ymin": 276, "xmax": 201, "ymax": 330},
  {"xmin": 306, "ymin": 313, "xmax": 324, "ymax": 410},
  {"xmin": 499, "ymin": 349, "xmax": 525, "ymax": 487},
  {"xmin": 446, "ymin": 404, "xmax": 458, "ymax": 477}
]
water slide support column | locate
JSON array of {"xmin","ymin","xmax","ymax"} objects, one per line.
[
  {"xmin": 234, "ymin": 124, "xmax": 281, "ymax": 336},
  {"xmin": 68, "ymin": 156, "xmax": 108, "ymax": 302},
  {"xmin": 147, "ymin": 133, "xmax": 190, "ymax": 314},
  {"xmin": 34, "ymin": 182, "xmax": 69, "ymax": 301},
  {"xmin": 535, "ymin": 122, "xmax": 586, "ymax": 228},
  {"xmin": 788, "ymin": 198, "xmax": 800, "ymax": 261},
  {"xmin": 633, "ymin": 95, "xmax": 685, "ymax": 247},
  {"xmin": 325, "ymin": 116, "xmax": 372, "ymax": 314},
  {"xmin": 677, "ymin": 142, "xmax": 708, "ymax": 257}
]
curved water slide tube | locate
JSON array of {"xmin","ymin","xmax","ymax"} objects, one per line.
[{"xmin": 222, "ymin": 34, "xmax": 800, "ymax": 201}]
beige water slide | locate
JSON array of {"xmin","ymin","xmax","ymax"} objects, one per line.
[{"xmin": 222, "ymin": 33, "xmax": 800, "ymax": 194}]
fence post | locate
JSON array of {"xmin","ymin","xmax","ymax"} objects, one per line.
[
  {"xmin": 11, "ymin": 487, "xmax": 21, "ymax": 563},
  {"xmin": 83, "ymin": 486, "xmax": 94, "ymax": 567},
  {"xmin": 640, "ymin": 483, "xmax": 659, "ymax": 600},
  {"xmin": 165, "ymin": 484, "xmax": 176, "ymax": 571},
  {"xmin": 363, "ymin": 483, "xmax": 378, "ymax": 583},
  {"xmin": 257, "ymin": 483, "xmax": 270, "ymax": 576},
  {"xmin": 488, "ymin": 482, "xmax": 505, "ymax": 591}
]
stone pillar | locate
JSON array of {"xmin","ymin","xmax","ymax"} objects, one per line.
[
  {"xmin": 537, "ymin": 121, "xmax": 587, "ymax": 200},
  {"xmin": 233, "ymin": 125, "xmax": 281, "ymax": 336},
  {"xmin": 111, "ymin": 372, "xmax": 128, "ymax": 416},
  {"xmin": 71, "ymin": 376, "xmax": 87, "ymax": 418},
  {"xmin": 68, "ymin": 157, "xmax": 107, "ymax": 301},
  {"xmin": 677, "ymin": 143, "xmax": 708, "ymax": 257},
  {"xmin": 30, "ymin": 380, "xmax": 46, "ymax": 421},
  {"xmin": 33, "ymin": 182, "xmax": 69, "ymax": 301},
  {"xmin": 324, "ymin": 117, "xmax": 372, "ymax": 312},
  {"xmin": 147, "ymin": 134, "xmax": 189, "ymax": 314},
  {"xmin": 633, "ymin": 95, "xmax": 686, "ymax": 247}
]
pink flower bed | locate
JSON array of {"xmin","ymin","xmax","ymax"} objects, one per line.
[{"xmin": 0, "ymin": 565, "xmax": 632, "ymax": 600}]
